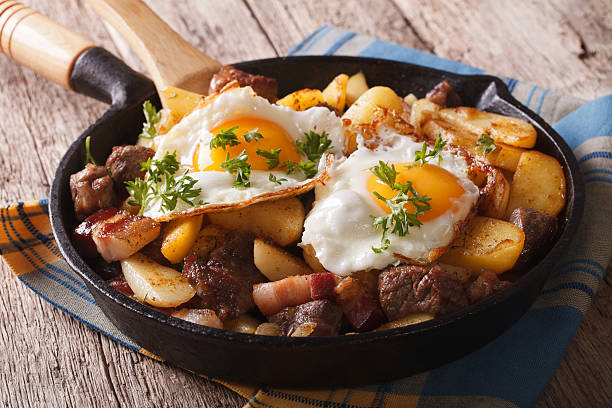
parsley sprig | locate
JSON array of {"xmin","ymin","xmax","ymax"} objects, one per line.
[
  {"xmin": 256, "ymin": 148, "xmax": 282, "ymax": 169},
  {"xmin": 139, "ymin": 101, "xmax": 161, "ymax": 139},
  {"xmin": 296, "ymin": 130, "xmax": 333, "ymax": 161},
  {"xmin": 84, "ymin": 136, "xmax": 97, "ymax": 165},
  {"xmin": 476, "ymin": 133, "xmax": 497, "ymax": 155},
  {"xmin": 369, "ymin": 161, "xmax": 432, "ymax": 253},
  {"xmin": 220, "ymin": 150, "xmax": 251, "ymax": 188},
  {"xmin": 126, "ymin": 152, "xmax": 203, "ymax": 215},
  {"xmin": 268, "ymin": 173, "xmax": 287, "ymax": 185},
  {"xmin": 412, "ymin": 135, "xmax": 447, "ymax": 167},
  {"xmin": 210, "ymin": 126, "xmax": 263, "ymax": 150},
  {"xmin": 209, "ymin": 126, "xmax": 240, "ymax": 150}
]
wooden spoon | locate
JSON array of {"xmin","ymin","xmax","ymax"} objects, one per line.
[{"xmin": 85, "ymin": 0, "xmax": 222, "ymax": 104}]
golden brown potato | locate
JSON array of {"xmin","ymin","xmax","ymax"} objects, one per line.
[
  {"xmin": 504, "ymin": 151, "xmax": 566, "ymax": 217},
  {"xmin": 439, "ymin": 216, "xmax": 525, "ymax": 274},
  {"xmin": 290, "ymin": 322, "xmax": 317, "ymax": 337},
  {"xmin": 437, "ymin": 107, "xmax": 537, "ymax": 148},
  {"xmin": 190, "ymin": 223, "xmax": 229, "ymax": 259},
  {"xmin": 276, "ymin": 89, "xmax": 325, "ymax": 111},
  {"xmin": 255, "ymin": 322, "xmax": 282, "ymax": 336},
  {"xmin": 403, "ymin": 93, "xmax": 418, "ymax": 107},
  {"xmin": 254, "ymin": 238, "xmax": 313, "ymax": 281},
  {"xmin": 423, "ymin": 119, "xmax": 524, "ymax": 172},
  {"xmin": 224, "ymin": 314, "xmax": 260, "ymax": 334},
  {"xmin": 342, "ymin": 86, "xmax": 404, "ymax": 153},
  {"xmin": 346, "ymin": 72, "xmax": 369, "ymax": 106},
  {"xmin": 208, "ymin": 197, "xmax": 305, "ymax": 246},
  {"xmin": 301, "ymin": 243, "xmax": 327, "ymax": 273},
  {"xmin": 480, "ymin": 170, "xmax": 511, "ymax": 219},
  {"xmin": 375, "ymin": 313, "xmax": 434, "ymax": 331},
  {"xmin": 161, "ymin": 215, "xmax": 204, "ymax": 264},
  {"xmin": 322, "ymin": 73, "xmax": 349, "ymax": 111},
  {"xmin": 121, "ymin": 253, "xmax": 196, "ymax": 308},
  {"xmin": 160, "ymin": 86, "xmax": 204, "ymax": 118},
  {"xmin": 438, "ymin": 263, "xmax": 473, "ymax": 283},
  {"xmin": 410, "ymin": 98, "xmax": 440, "ymax": 136}
]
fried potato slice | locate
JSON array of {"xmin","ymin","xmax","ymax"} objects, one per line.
[
  {"xmin": 423, "ymin": 119, "xmax": 525, "ymax": 172},
  {"xmin": 121, "ymin": 253, "xmax": 196, "ymax": 308},
  {"xmin": 504, "ymin": 151, "xmax": 566, "ymax": 217},
  {"xmin": 438, "ymin": 107, "xmax": 537, "ymax": 148},
  {"xmin": 322, "ymin": 73, "xmax": 349, "ymax": 111},
  {"xmin": 224, "ymin": 314, "xmax": 260, "ymax": 334},
  {"xmin": 479, "ymin": 169, "xmax": 511, "ymax": 219},
  {"xmin": 346, "ymin": 72, "xmax": 369, "ymax": 106},
  {"xmin": 342, "ymin": 86, "xmax": 404, "ymax": 153},
  {"xmin": 208, "ymin": 197, "xmax": 305, "ymax": 246},
  {"xmin": 254, "ymin": 238, "xmax": 313, "ymax": 281},
  {"xmin": 161, "ymin": 215, "xmax": 204, "ymax": 264},
  {"xmin": 160, "ymin": 86, "xmax": 204, "ymax": 118},
  {"xmin": 439, "ymin": 216, "xmax": 525, "ymax": 274},
  {"xmin": 410, "ymin": 98, "xmax": 439, "ymax": 136},
  {"xmin": 301, "ymin": 243, "xmax": 327, "ymax": 273},
  {"xmin": 375, "ymin": 313, "xmax": 434, "ymax": 331},
  {"xmin": 276, "ymin": 89, "xmax": 325, "ymax": 111}
]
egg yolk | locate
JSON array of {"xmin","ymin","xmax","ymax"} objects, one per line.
[
  {"xmin": 192, "ymin": 116, "xmax": 302, "ymax": 172},
  {"xmin": 367, "ymin": 163, "xmax": 466, "ymax": 222}
]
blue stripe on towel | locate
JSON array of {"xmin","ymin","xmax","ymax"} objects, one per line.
[{"xmin": 323, "ymin": 32, "xmax": 356, "ymax": 55}]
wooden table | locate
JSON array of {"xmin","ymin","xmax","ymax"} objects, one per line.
[{"xmin": 1, "ymin": 1, "xmax": 610, "ymax": 407}]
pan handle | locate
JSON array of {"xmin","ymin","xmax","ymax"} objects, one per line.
[{"xmin": 0, "ymin": 1, "xmax": 154, "ymax": 107}]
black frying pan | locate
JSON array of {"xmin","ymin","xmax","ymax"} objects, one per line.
[{"xmin": 4, "ymin": 2, "xmax": 584, "ymax": 387}]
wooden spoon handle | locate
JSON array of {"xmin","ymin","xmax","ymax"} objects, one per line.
[
  {"xmin": 0, "ymin": 0, "xmax": 94, "ymax": 89},
  {"xmin": 85, "ymin": 0, "xmax": 221, "ymax": 95}
]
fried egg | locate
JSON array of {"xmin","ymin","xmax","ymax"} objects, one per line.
[
  {"xmin": 301, "ymin": 131, "xmax": 479, "ymax": 276},
  {"xmin": 144, "ymin": 86, "xmax": 344, "ymax": 220}
]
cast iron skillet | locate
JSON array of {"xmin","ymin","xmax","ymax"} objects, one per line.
[{"xmin": 44, "ymin": 47, "xmax": 584, "ymax": 387}]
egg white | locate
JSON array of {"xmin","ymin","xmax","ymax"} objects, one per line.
[
  {"xmin": 300, "ymin": 132, "xmax": 479, "ymax": 276},
  {"xmin": 143, "ymin": 87, "xmax": 344, "ymax": 220}
]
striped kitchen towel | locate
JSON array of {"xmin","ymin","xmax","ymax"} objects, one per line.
[{"xmin": 1, "ymin": 25, "xmax": 610, "ymax": 408}]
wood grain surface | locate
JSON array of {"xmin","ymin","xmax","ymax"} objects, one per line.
[{"xmin": 0, "ymin": 1, "xmax": 610, "ymax": 407}]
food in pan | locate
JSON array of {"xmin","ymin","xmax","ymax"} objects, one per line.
[{"xmin": 70, "ymin": 66, "xmax": 566, "ymax": 336}]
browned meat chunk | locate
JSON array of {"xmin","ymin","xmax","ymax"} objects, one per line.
[
  {"xmin": 378, "ymin": 265, "xmax": 468, "ymax": 320},
  {"xmin": 509, "ymin": 207, "xmax": 558, "ymax": 272},
  {"xmin": 426, "ymin": 80, "xmax": 462, "ymax": 108},
  {"xmin": 72, "ymin": 207, "xmax": 120, "ymax": 258},
  {"xmin": 182, "ymin": 232, "xmax": 265, "ymax": 320},
  {"xmin": 269, "ymin": 300, "xmax": 343, "ymax": 336},
  {"xmin": 105, "ymin": 145, "xmax": 155, "ymax": 196},
  {"xmin": 92, "ymin": 211, "xmax": 161, "ymax": 262},
  {"xmin": 209, "ymin": 65, "xmax": 278, "ymax": 102},
  {"xmin": 70, "ymin": 163, "xmax": 116, "ymax": 221},
  {"xmin": 334, "ymin": 276, "xmax": 385, "ymax": 332},
  {"xmin": 466, "ymin": 270, "xmax": 512, "ymax": 304}
]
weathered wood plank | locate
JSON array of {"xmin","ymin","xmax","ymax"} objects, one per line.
[
  {"xmin": 244, "ymin": 0, "xmax": 431, "ymax": 55},
  {"xmin": 392, "ymin": 0, "xmax": 611, "ymax": 100}
]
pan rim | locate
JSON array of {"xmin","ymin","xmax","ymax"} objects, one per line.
[{"xmin": 49, "ymin": 54, "xmax": 585, "ymax": 348}]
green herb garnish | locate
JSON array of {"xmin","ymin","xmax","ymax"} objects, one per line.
[
  {"xmin": 256, "ymin": 148, "xmax": 282, "ymax": 170},
  {"xmin": 84, "ymin": 136, "xmax": 97, "ymax": 165},
  {"xmin": 210, "ymin": 126, "xmax": 264, "ymax": 150},
  {"xmin": 139, "ymin": 100, "xmax": 161, "ymax": 139},
  {"xmin": 412, "ymin": 135, "xmax": 447, "ymax": 167},
  {"xmin": 476, "ymin": 133, "xmax": 497, "ymax": 156},
  {"xmin": 220, "ymin": 150, "xmax": 251, "ymax": 188},
  {"xmin": 243, "ymin": 128, "xmax": 263, "ymax": 143},
  {"xmin": 295, "ymin": 130, "xmax": 333, "ymax": 161},
  {"xmin": 209, "ymin": 126, "xmax": 240, "ymax": 150},
  {"xmin": 126, "ymin": 152, "xmax": 202, "ymax": 215},
  {"xmin": 269, "ymin": 173, "xmax": 287, "ymax": 185},
  {"xmin": 369, "ymin": 161, "xmax": 432, "ymax": 253},
  {"xmin": 280, "ymin": 160, "xmax": 300, "ymax": 175},
  {"xmin": 298, "ymin": 160, "xmax": 318, "ymax": 179}
]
